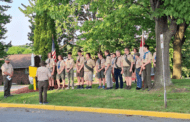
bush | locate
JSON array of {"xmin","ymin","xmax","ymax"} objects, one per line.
[{"xmin": 28, "ymin": 84, "xmax": 33, "ymax": 90}]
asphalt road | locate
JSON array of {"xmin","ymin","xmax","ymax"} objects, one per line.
[{"xmin": 0, "ymin": 108, "xmax": 189, "ymax": 122}]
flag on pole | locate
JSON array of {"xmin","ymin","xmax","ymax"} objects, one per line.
[
  {"xmin": 52, "ymin": 36, "xmax": 57, "ymax": 63},
  {"xmin": 139, "ymin": 32, "xmax": 145, "ymax": 59}
]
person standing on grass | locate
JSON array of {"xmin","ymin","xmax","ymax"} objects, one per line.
[
  {"xmin": 114, "ymin": 50, "xmax": 123, "ymax": 89},
  {"xmin": 96, "ymin": 52, "xmax": 106, "ymax": 89},
  {"xmin": 45, "ymin": 53, "xmax": 56, "ymax": 90},
  {"xmin": 76, "ymin": 50, "xmax": 85, "ymax": 89},
  {"xmin": 133, "ymin": 48, "xmax": 138, "ymax": 82},
  {"xmin": 65, "ymin": 52, "xmax": 75, "ymax": 90},
  {"xmin": 84, "ymin": 53, "xmax": 95, "ymax": 89},
  {"xmin": 121, "ymin": 47, "xmax": 134, "ymax": 90},
  {"xmin": 36, "ymin": 61, "xmax": 51, "ymax": 105},
  {"xmin": 139, "ymin": 45, "xmax": 152, "ymax": 91},
  {"xmin": 134, "ymin": 52, "xmax": 142, "ymax": 90},
  {"xmin": 1, "ymin": 58, "xmax": 13, "ymax": 98},
  {"xmin": 153, "ymin": 47, "xmax": 156, "ymax": 73},
  {"xmin": 104, "ymin": 50, "xmax": 113, "ymax": 90},
  {"xmin": 111, "ymin": 53, "xmax": 116, "ymax": 83},
  {"xmin": 56, "ymin": 55, "xmax": 66, "ymax": 90}
]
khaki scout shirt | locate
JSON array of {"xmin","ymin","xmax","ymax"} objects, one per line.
[
  {"xmin": 84, "ymin": 59, "xmax": 95, "ymax": 72},
  {"xmin": 111, "ymin": 58, "xmax": 116, "ymax": 67},
  {"xmin": 136, "ymin": 57, "xmax": 142, "ymax": 69},
  {"xmin": 57, "ymin": 60, "xmax": 65, "ymax": 71},
  {"xmin": 66, "ymin": 58, "xmax": 75, "ymax": 69},
  {"xmin": 105, "ymin": 56, "xmax": 111, "ymax": 66},
  {"xmin": 121, "ymin": 54, "xmax": 134, "ymax": 67},
  {"xmin": 36, "ymin": 66, "xmax": 51, "ymax": 81},
  {"xmin": 114, "ymin": 56, "xmax": 122, "ymax": 68},
  {"xmin": 76, "ymin": 56, "xmax": 85, "ymax": 66},
  {"xmin": 143, "ymin": 51, "xmax": 152, "ymax": 63},
  {"xmin": 153, "ymin": 52, "xmax": 156, "ymax": 63},
  {"xmin": 1, "ymin": 63, "xmax": 13, "ymax": 76},
  {"xmin": 45, "ymin": 58, "xmax": 55, "ymax": 69},
  {"xmin": 96, "ymin": 58, "xmax": 105, "ymax": 68}
]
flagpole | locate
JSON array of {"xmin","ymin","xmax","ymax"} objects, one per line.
[{"xmin": 142, "ymin": 29, "xmax": 144, "ymax": 84}]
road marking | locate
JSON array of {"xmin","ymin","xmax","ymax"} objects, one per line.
[{"xmin": 0, "ymin": 103, "xmax": 190, "ymax": 119}]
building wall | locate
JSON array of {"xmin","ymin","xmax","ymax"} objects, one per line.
[{"xmin": 0, "ymin": 68, "xmax": 30, "ymax": 85}]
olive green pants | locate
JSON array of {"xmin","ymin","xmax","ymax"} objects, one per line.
[
  {"xmin": 67, "ymin": 69, "xmax": 74, "ymax": 88},
  {"xmin": 3, "ymin": 76, "xmax": 12, "ymax": 97},
  {"xmin": 38, "ymin": 81, "xmax": 48, "ymax": 103},
  {"xmin": 142, "ymin": 63, "xmax": 151, "ymax": 89}
]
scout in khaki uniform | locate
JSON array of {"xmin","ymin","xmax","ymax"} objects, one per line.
[
  {"xmin": 132, "ymin": 48, "xmax": 138, "ymax": 73},
  {"xmin": 45, "ymin": 53, "xmax": 56, "ymax": 90},
  {"xmin": 153, "ymin": 47, "xmax": 156, "ymax": 73},
  {"xmin": 1, "ymin": 58, "xmax": 13, "ymax": 98},
  {"xmin": 96, "ymin": 52, "xmax": 106, "ymax": 89},
  {"xmin": 114, "ymin": 50, "xmax": 123, "ymax": 89},
  {"xmin": 104, "ymin": 50, "xmax": 113, "ymax": 90},
  {"xmin": 139, "ymin": 45, "xmax": 152, "ymax": 91},
  {"xmin": 65, "ymin": 52, "xmax": 75, "ymax": 89},
  {"xmin": 135, "ymin": 52, "xmax": 142, "ymax": 90},
  {"xmin": 36, "ymin": 61, "xmax": 51, "ymax": 104},
  {"xmin": 56, "ymin": 55, "xmax": 65, "ymax": 90},
  {"xmin": 111, "ymin": 53, "xmax": 116, "ymax": 83},
  {"xmin": 121, "ymin": 48, "xmax": 134, "ymax": 90},
  {"xmin": 76, "ymin": 50, "xmax": 85, "ymax": 89},
  {"xmin": 84, "ymin": 53, "xmax": 95, "ymax": 89}
]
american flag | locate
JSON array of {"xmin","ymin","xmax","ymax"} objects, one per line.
[{"xmin": 52, "ymin": 37, "xmax": 57, "ymax": 63}]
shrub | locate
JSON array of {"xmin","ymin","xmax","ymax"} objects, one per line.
[{"xmin": 28, "ymin": 84, "xmax": 33, "ymax": 90}]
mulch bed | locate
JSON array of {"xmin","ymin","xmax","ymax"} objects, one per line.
[{"xmin": 11, "ymin": 85, "xmax": 68, "ymax": 95}]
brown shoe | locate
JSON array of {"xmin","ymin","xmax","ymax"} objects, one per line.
[{"xmin": 124, "ymin": 85, "xmax": 128, "ymax": 89}]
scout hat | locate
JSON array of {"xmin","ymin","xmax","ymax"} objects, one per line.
[
  {"xmin": 135, "ymin": 52, "xmax": 140, "ymax": 57},
  {"xmin": 5, "ymin": 58, "xmax": 10, "ymax": 62},
  {"xmin": 40, "ymin": 61, "xmax": 46, "ymax": 66}
]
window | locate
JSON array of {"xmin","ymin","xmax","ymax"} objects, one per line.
[{"xmin": 25, "ymin": 68, "xmax": 29, "ymax": 74}]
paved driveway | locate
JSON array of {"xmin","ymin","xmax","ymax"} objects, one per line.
[{"xmin": 0, "ymin": 85, "xmax": 28, "ymax": 92}]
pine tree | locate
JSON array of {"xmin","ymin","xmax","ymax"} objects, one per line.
[
  {"xmin": 0, "ymin": 0, "xmax": 12, "ymax": 40},
  {"xmin": 34, "ymin": 11, "xmax": 59, "ymax": 61}
]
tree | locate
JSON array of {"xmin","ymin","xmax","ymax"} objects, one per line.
[
  {"xmin": 7, "ymin": 46, "xmax": 32, "ymax": 54},
  {"xmin": 0, "ymin": 0, "xmax": 12, "ymax": 40},
  {"xmin": 33, "ymin": 11, "xmax": 59, "ymax": 61},
  {"xmin": 172, "ymin": 23, "xmax": 188, "ymax": 79},
  {"xmin": 0, "ymin": 42, "xmax": 7, "ymax": 66},
  {"xmin": 149, "ymin": 0, "xmax": 190, "ymax": 88}
]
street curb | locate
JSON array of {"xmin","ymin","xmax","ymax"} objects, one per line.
[{"xmin": 0, "ymin": 103, "xmax": 190, "ymax": 119}]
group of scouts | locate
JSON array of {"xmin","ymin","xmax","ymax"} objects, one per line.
[{"xmin": 1, "ymin": 44, "xmax": 156, "ymax": 104}]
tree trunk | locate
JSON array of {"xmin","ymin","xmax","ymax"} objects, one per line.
[
  {"xmin": 153, "ymin": 16, "xmax": 177, "ymax": 88},
  {"xmin": 172, "ymin": 23, "xmax": 187, "ymax": 79}
]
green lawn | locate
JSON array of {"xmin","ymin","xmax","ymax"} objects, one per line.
[{"xmin": 0, "ymin": 79, "xmax": 190, "ymax": 113}]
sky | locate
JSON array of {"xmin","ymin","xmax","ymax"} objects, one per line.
[{"xmin": 1, "ymin": 0, "xmax": 31, "ymax": 46}]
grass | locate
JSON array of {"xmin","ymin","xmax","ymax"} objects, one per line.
[{"xmin": 0, "ymin": 79, "xmax": 190, "ymax": 113}]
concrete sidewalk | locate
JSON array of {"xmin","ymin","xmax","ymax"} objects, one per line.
[{"xmin": 0, "ymin": 85, "xmax": 29, "ymax": 92}]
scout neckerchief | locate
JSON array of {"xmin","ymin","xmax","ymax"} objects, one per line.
[
  {"xmin": 155, "ymin": 52, "xmax": 156, "ymax": 60},
  {"xmin": 133, "ymin": 55, "xmax": 136, "ymax": 60},
  {"xmin": 78, "ymin": 56, "xmax": 80, "ymax": 63},
  {"xmin": 58, "ymin": 61, "xmax": 61, "ymax": 69},
  {"xmin": 143, "ymin": 51, "xmax": 150, "ymax": 59},
  {"xmin": 97, "ymin": 58, "xmax": 101, "ymax": 69},
  {"xmin": 84, "ymin": 59, "xmax": 93, "ymax": 72},
  {"xmin": 124, "ymin": 53, "xmax": 131, "ymax": 66},
  {"xmin": 115, "ymin": 56, "xmax": 121, "ymax": 69}
]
